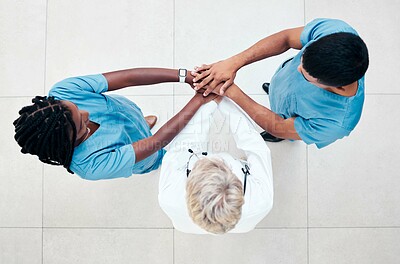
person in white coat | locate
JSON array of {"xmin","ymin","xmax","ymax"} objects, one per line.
[{"xmin": 158, "ymin": 96, "xmax": 273, "ymax": 234}]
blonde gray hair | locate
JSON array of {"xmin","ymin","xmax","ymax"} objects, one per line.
[{"xmin": 186, "ymin": 157, "xmax": 244, "ymax": 234}]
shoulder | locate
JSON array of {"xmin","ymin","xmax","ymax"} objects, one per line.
[
  {"xmin": 301, "ymin": 18, "xmax": 358, "ymax": 46},
  {"xmin": 49, "ymin": 74, "xmax": 108, "ymax": 101}
]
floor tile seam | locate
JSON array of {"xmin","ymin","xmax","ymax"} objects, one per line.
[
  {"xmin": 255, "ymin": 226, "xmax": 400, "ymax": 229},
  {"xmin": 306, "ymin": 144, "xmax": 309, "ymax": 264},
  {"xmin": 3, "ymin": 226, "xmax": 399, "ymax": 229},
  {"xmin": 39, "ymin": 227, "xmax": 175, "ymax": 230},
  {"xmin": 308, "ymin": 226, "xmax": 400, "ymax": 229},
  {"xmin": 0, "ymin": 91, "xmax": 400, "ymax": 99},
  {"xmin": 0, "ymin": 227, "xmax": 44, "ymax": 229}
]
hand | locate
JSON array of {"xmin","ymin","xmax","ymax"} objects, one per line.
[
  {"xmin": 193, "ymin": 82, "xmax": 226, "ymax": 97},
  {"xmin": 184, "ymin": 69, "xmax": 196, "ymax": 89},
  {"xmin": 191, "ymin": 58, "xmax": 239, "ymax": 96},
  {"xmin": 193, "ymin": 91, "xmax": 219, "ymax": 105}
]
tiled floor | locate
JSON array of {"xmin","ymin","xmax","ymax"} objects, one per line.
[{"xmin": 1, "ymin": 0, "xmax": 399, "ymax": 263}]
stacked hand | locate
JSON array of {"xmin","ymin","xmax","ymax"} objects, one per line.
[
  {"xmin": 193, "ymin": 90, "xmax": 221, "ymax": 105},
  {"xmin": 191, "ymin": 58, "xmax": 239, "ymax": 96}
]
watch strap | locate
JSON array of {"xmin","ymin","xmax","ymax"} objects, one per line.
[{"xmin": 178, "ymin": 68, "xmax": 187, "ymax": 83}]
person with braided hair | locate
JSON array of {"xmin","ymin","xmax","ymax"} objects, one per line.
[
  {"xmin": 14, "ymin": 68, "xmax": 217, "ymax": 180},
  {"xmin": 14, "ymin": 96, "xmax": 78, "ymax": 173}
]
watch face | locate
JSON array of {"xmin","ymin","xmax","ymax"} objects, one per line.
[{"xmin": 179, "ymin": 69, "xmax": 187, "ymax": 77}]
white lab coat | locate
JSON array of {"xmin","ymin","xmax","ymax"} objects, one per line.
[{"xmin": 158, "ymin": 98, "xmax": 273, "ymax": 234}]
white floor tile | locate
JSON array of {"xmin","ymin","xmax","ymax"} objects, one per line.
[
  {"xmin": 174, "ymin": 229, "xmax": 307, "ymax": 264},
  {"xmin": 43, "ymin": 228, "xmax": 173, "ymax": 264},
  {"xmin": 0, "ymin": 0, "xmax": 46, "ymax": 96},
  {"xmin": 0, "ymin": 228, "xmax": 42, "ymax": 264},
  {"xmin": 46, "ymin": 0, "xmax": 174, "ymax": 96},
  {"xmin": 174, "ymin": 0, "xmax": 304, "ymax": 95},
  {"xmin": 258, "ymin": 141, "xmax": 308, "ymax": 228},
  {"xmin": 3, "ymin": 0, "xmax": 400, "ymax": 262},
  {"xmin": 43, "ymin": 166, "xmax": 172, "ymax": 228},
  {"xmin": 309, "ymin": 95, "xmax": 400, "ymax": 227},
  {"xmin": 0, "ymin": 98, "xmax": 43, "ymax": 227},
  {"xmin": 309, "ymin": 228, "xmax": 400, "ymax": 264}
]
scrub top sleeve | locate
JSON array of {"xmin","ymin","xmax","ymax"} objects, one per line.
[
  {"xmin": 49, "ymin": 74, "xmax": 109, "ymax": 100},
  {"xmin": 82, "ymin": 144, "xmax": 136, "ymax": 180},
  {"xmin": 300, "ymin": 18, "xmax": 358, "ymax": 46},
  {"xmin": 294, "ymin": 116, "xmax": 350, "ymax": 148}
]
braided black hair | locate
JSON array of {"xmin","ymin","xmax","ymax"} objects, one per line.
[{"xmin": 13, "ymin": 96, "xmax": 77, "ymax": 173}]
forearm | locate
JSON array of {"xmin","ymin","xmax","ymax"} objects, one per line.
[
  {"xmin": 230, "ymin": 28, "xmax": 303, "ymax": 70},
  {"xmin": 132, "ymin": 96, "xmax": 203, "ymax": 162},
  {"xmin": 226, "ymin": 85, "xmax": 300, "ymax": 140},
  {"xmin": 104, "ymin": 68, "xmax": 194, "ymax": 91}
]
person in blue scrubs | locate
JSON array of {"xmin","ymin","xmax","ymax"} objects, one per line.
[
  {"xmin": 192, "ymin": 18, "xmax": 369, "ymax": 148},
  {"xmin": 13, "ymin": 68, "xmax": 217, "ymax": 180}
]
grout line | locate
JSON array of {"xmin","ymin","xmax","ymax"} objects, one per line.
[
  {"xmin": 1, "ymin": 226, "xmax": 400, "ymax": 229},
  {"xmin": 43, "ymin": 0, "xmax": 49, "ymax": 95},
  {"xmin": 0, "ymin": 227, "xmax": 44, "ymax": 229},
  {"xmin": 1, "ymin": 93, "xmax": 400, "ymax": 99},
  {"xmin": 308, "ymin": 226, "xmax": 400, "ymax": 229},
  {"xmin": 42, "ymin": 1, "xmax": 49, "ymax": 262},
  {"xmin": 0, "ymin": 96, "xmax": 46, "ymax": 99},
  {"xmin": 42, "ymin": 164, "xmax": 45, "ymax": 264},
  {"xmin": 7, "ymin": 226, "xmax": 400, "ymax": 229},
  {"xmin": 306, "ymin": 144, "xmax": 309, "ymax": 264},
  {"xmin": 173, "ymin": 229, "xmax": 175, "ymax": 264},
  {"xmin": 172, "ymin": 0, "xmax": 176, "ymax": 113},
  {"xmin": 39, "ymin": 227, "xmax": 175, "ymax": 230}
]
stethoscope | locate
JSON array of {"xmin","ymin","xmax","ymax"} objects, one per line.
[{"xmin": 185, "ymin": 149, "xmax": 250, "ymax": 194}]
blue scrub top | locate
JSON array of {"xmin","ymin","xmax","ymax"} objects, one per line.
[
  {"xmin": 49, "ymin": 74, "xmax": 165, "ymax": 180},
  {"xmin": 269, "ymin": 18, "xmax": 365, "ymax": 148}
]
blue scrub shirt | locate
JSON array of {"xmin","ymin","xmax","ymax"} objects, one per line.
[
  {"xmin": 49, "ymin": 74, "xmax": 165, "ymax": 180},
  {"xmin": 269, "ymin": 18, "xmax": 365, "ymax": 148}
]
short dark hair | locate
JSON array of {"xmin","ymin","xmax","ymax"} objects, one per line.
[
  {"xmin": 302, "ymin": 32, "xmax": 369, "ymax": 87},
  {"xmin": 13, "ymin": 96, "xmax": 76, "ymax": 173}
]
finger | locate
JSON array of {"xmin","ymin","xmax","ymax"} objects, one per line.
[
  {"xmin": 196, "ymin": 87, "xmax": 206, "ymax": 94},
  {"xmin": 203, "ymin": 84, "xmax": 216, "ymax": 97},
  {"xmin": 219, "ymin": 80, "xmax": 233, "ymax": 95},
  {"xmin": 209, "ymin": 79, "xmax": 222, "ymax": 93},
  {"xmin": 195, "ymin": 75, "xmax": 213, "ymax": 91},
  {"xmin": 193, "ymin": 69, "xmax": 211, "ymax": 84},
  {"xmin": 190, "ymin": 70, "xmax": 199, "ymax": 77},
  {"xmin": 196, "ymin": 64, "xmax": 212, "ymax": 72}
]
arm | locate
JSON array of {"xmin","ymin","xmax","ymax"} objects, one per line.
[
  {"xmin": 132, "ymin": 93, "xmax": 217, "ymax": 162},
  {"xmin": 225, "ymin": 84, "xmax": 301, "ymax": 140},
  {"xmin": 192, "ymin": 27, "xmax": 304, "ymax": 96},
  {"xmin": 218, "ymin": 97, "xmax": 273, "ymax": 212},
  {"xmin": 103, "ymin": 68, "xmax": 194, "ymax": 91}
]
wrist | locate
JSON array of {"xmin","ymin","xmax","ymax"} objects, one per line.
[
  {"xmin": 225, "ymin": 84, "xmax": 242, "ymax": 99},
  {"xmin": 191, "ymin": 94, "xmax": 205, "ymax": 107},
  {"xmin": 185, "ymin": 72, "xmax": 194, "ymax": 84},
  {"xmin": 229, "ymin": 55, "xmax": 245, "ymax": 71}
]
